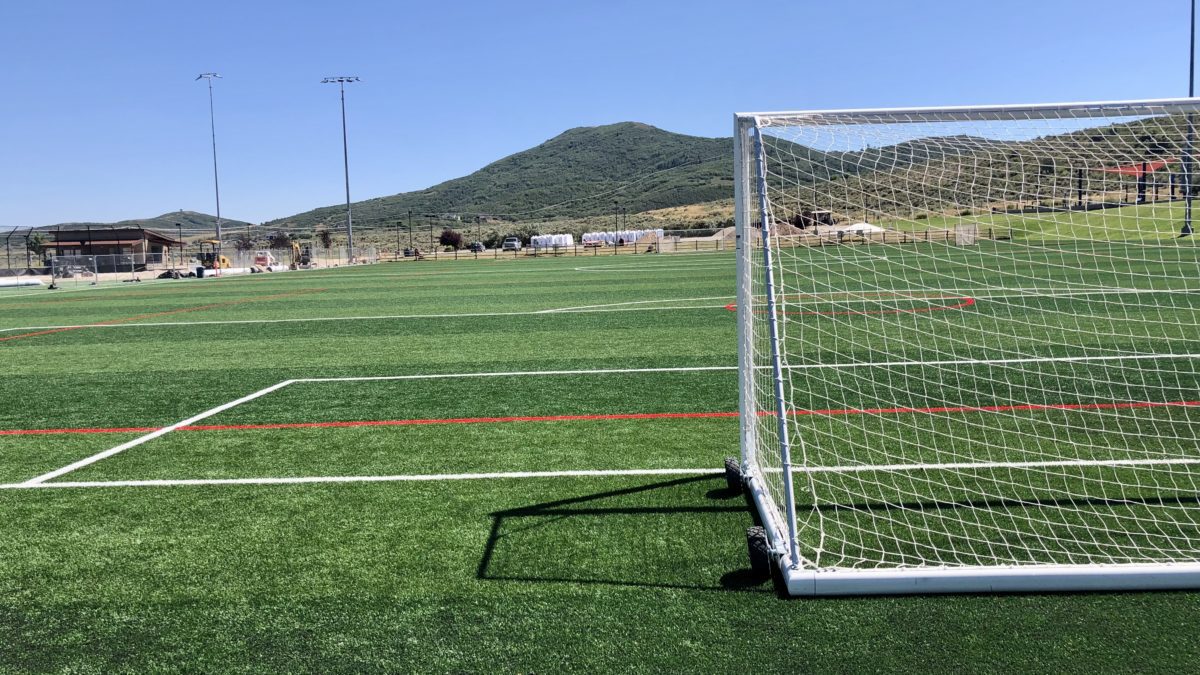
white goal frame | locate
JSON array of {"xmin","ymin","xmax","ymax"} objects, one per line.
[{"xmin": 734, "ymin": 98, "xmax": 1200, "ymax": 596}]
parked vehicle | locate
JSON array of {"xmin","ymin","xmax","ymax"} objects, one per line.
[{"xmin": 501, "ymin": 237, "xmax": 522, "ymax": 252}]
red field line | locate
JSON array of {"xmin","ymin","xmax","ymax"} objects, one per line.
[
  {"xmin": 2, "ymin": 400, "xmax": 1195, "ymax": 436},
  {"xmin": 724, "ymin": 296, "xmax": 976, "ymax": 316},
  {"xmin": 0, "ymin": 426, "xmax": 156, "ymax": 436},
  {"xmin": 0, "ymin": 288, "xmax": 325, "ymax": 343}
]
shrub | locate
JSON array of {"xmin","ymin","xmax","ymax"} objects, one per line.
[
  {"xmin": 266, "ymin": 230, "xmax": 293, "ymax": 249},
  {"xmin": 439, "ymin": 228, "xmax": 464, "ymax": 249}
]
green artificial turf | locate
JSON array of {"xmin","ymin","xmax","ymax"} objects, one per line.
[{"xmin": 1, "ymin": 246, "xmax": 1199, "ymax": 671}]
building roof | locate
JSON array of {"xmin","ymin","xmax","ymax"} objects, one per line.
[{"xmin": 45, "ymin": 228, "xmax": 184, "ymax": 247}]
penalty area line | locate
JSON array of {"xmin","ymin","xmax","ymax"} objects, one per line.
[
  {"xmin": 21, "ymin": 380, "xmax": 299, "ymax": 485},
  {"xmin": 0, "ymin": 468, "xmax": 724, "ymax": 490}
]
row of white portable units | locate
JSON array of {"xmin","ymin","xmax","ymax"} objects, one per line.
[
  {"xmin": 529, "ymin": 234, "xmax": 575, "ymax": 249},
  {"xmin": 580, "ymin": 229, "xmax": 665, "ymax": 246}
]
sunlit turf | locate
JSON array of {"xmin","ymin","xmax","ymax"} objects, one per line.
[
  {"xmin": 880, "ymin": 200, "xmax": 1200, "ymax": 239},
  {"xmin": 1, "ymin": 246, "xmax": 1199, "ymax": 671}
]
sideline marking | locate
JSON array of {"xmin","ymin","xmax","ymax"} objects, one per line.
[
  {"xmin": 4, "ymin": 286, "xmax": 1188, "ymax": 334},
  {"xmin": 8, "ymin": 454, "xmax": 1200, "ymax": 491},
  {"xmin": 789, "ymin": 457, "xmax": 1200, "ymax": 475},
  {"xmin": 726, "ymin": 295, "xmax": 976, "ymax": 316},
  {"xmin": 3, "ymin": 400, "xmax": 1197, "ymax": 437},
  {"xmin": 0, "ymin": 289, "xmax": 325, "ymax": 342},
  {"xmin": 296, "ymin": 365, "xmax": 739, "ymax": 383},
  {"xmin": 0, "ymin": 468, "xmax": 724, "ymax": 490},
  {"xmin": 0, "ymin": 300, "xmax": 732, "ymax": 334}
]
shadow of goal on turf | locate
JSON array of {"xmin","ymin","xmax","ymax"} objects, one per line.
[{"xmin": 476, "ymin": 474, "xmax": 769, "ymax": 592}]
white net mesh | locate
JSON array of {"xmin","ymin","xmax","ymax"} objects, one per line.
[{"xmin": 737, "ymin": 101, "xmax": 1200, "ymax": 573}]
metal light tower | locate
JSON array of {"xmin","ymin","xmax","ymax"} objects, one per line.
[
  {"xmin": 196, "ymin": 73, "xmax": 223, "ymax": 250},
  {"xmin": 1185, "ymin": 0, "xmax": 1196, "ymax": 236},
  {"xmin": 322, "ymin": 76, "xmax": 360, "ymax": 257}
]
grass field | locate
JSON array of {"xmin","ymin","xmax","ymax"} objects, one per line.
[
  {"xmin": 883, "ymin": 200, "xmax": 1195, "ymax": 240},
  {"xmin": 2, "ymin": 244, "xmax": 1200, "ymax": 671}
]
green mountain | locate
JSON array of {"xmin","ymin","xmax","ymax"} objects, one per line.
[
  {"xmin": 789, "ymin": 115, "xmax": 1191, "ymax": 221},
  {"xmin": 267, "ymin": 122, "xmax": 738, "ymax": 232},
  {"xmin": 39, "ymin": 211, "xmax": 252, "ymax": 239}
]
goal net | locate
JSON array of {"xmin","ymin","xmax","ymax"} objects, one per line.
[{"xmin": 734, "ymin": 99, "xmax": 1200, "ymax": 596}]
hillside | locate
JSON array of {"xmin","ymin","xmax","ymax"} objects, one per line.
[
  {"xmin": 267, "ymin": 123, "xmax": 739, "ymax": 232},
  {"xmin": 40, "ymin": 211, "xmax": 252, "ymax": 239},
  {"xmin": 766, "ymin": 115, "xmax": 1194, "ymax": 224}
]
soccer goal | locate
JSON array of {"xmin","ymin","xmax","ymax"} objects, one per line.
[{"xmin": 733, "ymin": 99, "xmax": 1200, "ymax": 596}]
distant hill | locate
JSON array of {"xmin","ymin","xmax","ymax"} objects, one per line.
[
  {"xmin": 38, "ymin": 211, "xmax": 252, "ymax": 239},
  {"xmin": 267, "ymin": 122, "xmax": 739, "ymax": 232},
  {"xmin": 780, "ymin": 115, "xmax": 1192, "ymax": 220},
  {"xmin": 264, "ymin": 124, "xmax": 1014, "ymax": 237}
]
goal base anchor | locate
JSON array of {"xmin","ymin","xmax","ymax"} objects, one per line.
[{"xmin": 779, "ymin": 563, "xmax": 1200, "ymax": 597}]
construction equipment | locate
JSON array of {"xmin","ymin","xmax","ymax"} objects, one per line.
[
  {"xmin": 290, "ymin": 241, "xmax": 314, "ymax": 269},
  {"xmin": 196, "ymin": 240, "xmax": 230, "ymax": 270},
  {"xmin": 253, "ymin": 250, "xmax": 277, "ymax": 267}
]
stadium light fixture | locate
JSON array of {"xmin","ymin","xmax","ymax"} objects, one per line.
[
  {"xmin": 322, "ymin": 76, "xmax": 361, "ymax": 258},
  {"xmin": 195, "ymin": 73, "xmax": 223, "ymax": 252}
]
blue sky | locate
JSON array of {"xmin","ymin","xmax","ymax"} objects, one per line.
[{"xmin": 1, "ymin": 0, "xmax": 1197, "ymax": 227}]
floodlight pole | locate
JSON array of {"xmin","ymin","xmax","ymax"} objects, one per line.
[
  {"xmin": 408, "ymin": 210, "xmax": 413, "ymax": 248},
  {"xmin": 322, "ymin": 76, "xmax": 360, "ymax": 257},
  {"xmin": 1186, "ymin": 0, "xmax": 1196, "ymax": 236},
  {"xmin": 196, "ymin": 73, "xmax": 223, "ymax": 252}
]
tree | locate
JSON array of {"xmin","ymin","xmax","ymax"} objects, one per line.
[
  {"xmin": 267, "ymin": 230, "xmax": 294, "ymax": 249},
  {"xmin": 315, "ymin": 229, "xmax": 333, "ymax": 248},
  {"xmin": 439, "ymin": 228, "xmax": 463, "ymax": 249},
  {"xmin": 26, "ymin": 231, "xmax": 47, "ymax": 266},
  {"xmin": 481, "ymin": 229, "xmax": 504, "ymax": 249},
  {"xmin": 231, "ymin": 232, "xmax": 255, "ymax": 252}
]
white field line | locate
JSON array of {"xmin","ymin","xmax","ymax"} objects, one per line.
[
  {"xmin": 0, "ymin": 468, "xmax": 724, "ymax": 490},
  {"xmin": 779, "ymin": 352, "xmax": 1200, "ymax": 371},
  {"xmin": 0, "ymin": 252, "xmax": 734, "ymax": 304},
  {"xmin": 297, "ymin": 366, "xmax": 739, "ymax": 384},
  {"xmin": 6, "ymin": 286, "xmax": 1192, "ymax": 334},
  {"xmin": 15, "ymin": 354, "xmax": 1199, "ymax": 484},
  {"xmin": 573, "ymin": 263, "xmax": 730, "ymax": 272},
  {"xmin": 8, "ymin": 456, "xmax": 1200, "ymax": 491},
  {"xmin": 778, "ymin": 457, "xmax": 1200, "ymax": 475},
  {"xmin": 0, "ymin": 299, "xmax": 734, "ymax": 333},
  {"xmin": 22, "ymin": 380, "xmax": 298, "ymax": 485},
  {"xmin": 537, "ymin": 295, "xmax": 734, "ymax": 313},
  {"xmin": 294, "ymin": 353, "xmax": 1199, "ymax": 385}
]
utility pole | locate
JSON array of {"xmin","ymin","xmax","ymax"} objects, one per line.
[
  {"xmin": 1185, "ymin": 0, "xmax": 1196, "ymax": 236},
  {"xmin": 195, "ymin": 73, "xmax": 223, "ymax": 252},
  {"xmin": 322, "ymin": 76, "xmax": 361, "ymax": 255},
  {"xmin": 408, "ymin": 210, "xmax": 413, "ymax": 248},
  {"xmin": 613, "ymin": 200, "xmax": 619, "ymax": 255}
]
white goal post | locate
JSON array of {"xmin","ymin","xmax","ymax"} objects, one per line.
[{"xmin": 734, "ymin": 99, "xmax": 1200, "ymax": 596}]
